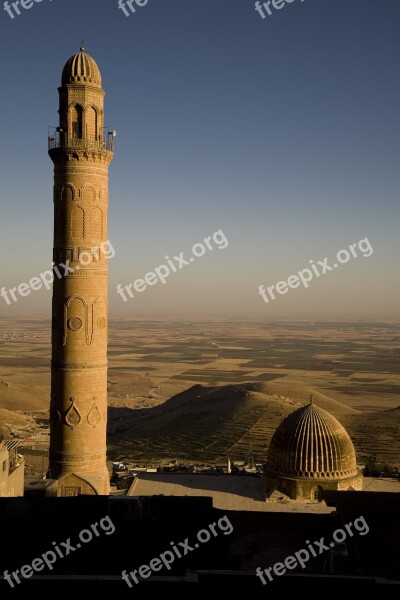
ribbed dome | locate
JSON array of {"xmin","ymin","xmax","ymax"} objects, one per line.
[
  {"xmin": 61, "ymin": 48, "xmax": 102, "ymax": 87},
  {"xmin": 266, "ymin": 403, "xmax": 358, "ymax": 480}
]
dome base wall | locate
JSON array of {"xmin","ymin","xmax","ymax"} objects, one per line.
[{"xmin": 263, "ymin": 470, "xmax": 363, "ymax": 502}]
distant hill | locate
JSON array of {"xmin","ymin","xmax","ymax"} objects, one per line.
[
  {"xmin": 0, "ymin": 380, "xmax": 49, "ymax": 436},
  {"xmin": 341, "ymin": 409, "xmax": 400, "ymax": 467},
  {"xmin": 107, "ymin": 381, "xmax": 374, "ymax": 464},
  {"xmin": 0, "ymin": 380, "xmax": 49, "ymax": 411},
  {"xmin": 1, "ymin": 376, "xmax": 397, "ymax": 467}
]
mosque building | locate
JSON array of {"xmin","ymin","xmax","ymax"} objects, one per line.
[{"xmin": 263, "ymin": 400, "xmax": 363, "ymax": 501}]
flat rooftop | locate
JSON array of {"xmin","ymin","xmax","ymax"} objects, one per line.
[
  {"xmin": 127, "ymin": 474, "xmax": 399, "ymax": 513},
  {"xmin": 127, "ymin": 473, "xmax": 334, "ymax": 513}
]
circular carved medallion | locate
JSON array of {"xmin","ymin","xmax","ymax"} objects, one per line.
[{"xmin": 68, "ymin": 317, "xmax": 83, "ymax": 331}]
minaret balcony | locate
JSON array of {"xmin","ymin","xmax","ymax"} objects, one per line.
[{"xmin": 48, "ymin": 129, "xmax": 114, "ymax": 152}]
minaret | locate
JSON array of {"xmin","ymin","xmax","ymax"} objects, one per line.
[{"xmin": 48, "ymin": 45, "xmax": 114, "ymax": 495}]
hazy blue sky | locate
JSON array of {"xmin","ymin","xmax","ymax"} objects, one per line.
[{"xmin": 0, "ymin": 0, "xmax": 399, "ymax": 318}]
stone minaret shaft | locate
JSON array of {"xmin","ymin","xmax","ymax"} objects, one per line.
[{"xmin": 48, "ymin": 47, "xmax": 114, "ymax": 495}]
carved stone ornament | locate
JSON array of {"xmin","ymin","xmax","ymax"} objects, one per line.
[{"xmin": 65, "ymin": 397, "xmax": 81, "ymax": 429}]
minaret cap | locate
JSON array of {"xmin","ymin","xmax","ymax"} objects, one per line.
[{"xmin": 61, "ymin": 46, "xmax": 102, "ymax": 87}]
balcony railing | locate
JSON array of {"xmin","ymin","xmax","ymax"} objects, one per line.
[{"xmin": 48, "ymin": 132, "xmax": 114, "ymax": 152}]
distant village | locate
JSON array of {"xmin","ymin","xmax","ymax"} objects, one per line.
[{"xmin": 111, "ymin": 459, "xmax": 263, "ymax": 489}]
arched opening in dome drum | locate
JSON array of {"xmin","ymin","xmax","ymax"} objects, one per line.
[
  {"xmin": 312, "ymin": 486, "xmax": 324, "ymax": 502},
  {"xmin": 71, "ymin": 104, "xmax": 83, "ymax": 139}
]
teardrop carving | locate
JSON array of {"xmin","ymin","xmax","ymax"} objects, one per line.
[
  {"xmin": 65, "ymin": 397, "xmax": 81, "ymax": 429},
  {"xmin": 87, "ymin": 398, "xmax": 101, "ymax": 428}
]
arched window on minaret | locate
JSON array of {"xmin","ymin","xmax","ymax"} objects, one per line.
[
  {"xmin": 87, "ymin": 206, "xmax": 103, "ymax": 243},
  {"xmin": 86, "ymin": 106, "xmax": 98, "ymax": 141},
  {"xmin": 61, "ymin": 184, "xmax": 75, "ymax": 202},
  {"xmin": 71, "ymin": 104, "xmax": 83, "ymax": 140},
  {"xmin": 71, "ymin": 206, "xmax": 85, "ymax": 240}
]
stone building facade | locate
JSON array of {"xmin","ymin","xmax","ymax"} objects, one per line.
[{"xmin": 0, "ymin": 434, "xmax": 24, "ymax": 497}]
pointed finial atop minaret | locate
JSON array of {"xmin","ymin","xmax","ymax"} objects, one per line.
[
  {"xmin": 309, "ymin": 393, "xmax": 314, "ymax": 405},
  {"xmin": 80, "ymin": 39, "xmax": 85, "ymax": 52}
]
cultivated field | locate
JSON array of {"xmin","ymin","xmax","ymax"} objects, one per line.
[{"xmin": 0, "ymin": 318, "xmax": 399, "ymax": 474}]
